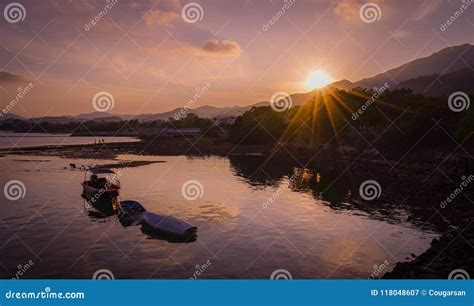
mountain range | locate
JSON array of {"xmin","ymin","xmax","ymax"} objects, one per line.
[{"xmin": 2, "ymin": 44, "xmax": 473, "ymax": 123}]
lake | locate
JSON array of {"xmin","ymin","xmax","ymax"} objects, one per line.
[
  {"xmin": 0, "ymin": 132, "xmax": 139, "ymax": 149},
  {"xmin": 0, "ymin": 154, "xmax": 438, "ymax": 279}
]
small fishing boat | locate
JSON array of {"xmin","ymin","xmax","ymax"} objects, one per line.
[
  {"xmin": 141, "ymin": 212, "xmax": 197, "ymax": 239},
  {"xmin": 117, "ymin": 200, "xmax": 146, "ymax": 227},
  {"xmin": 81, "ymin": 168, "xmax": 120, "ymax": 201},
  {"xmin": 118, "ymin": 200, "xmax": 146, "ymax": 216}
]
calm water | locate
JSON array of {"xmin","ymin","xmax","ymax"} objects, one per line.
[
  {"xmin": 0, "ymin": 132, "xmax": 139, "ymax": 149},
  {"xmin": 0, "ymin": 154, "xmax": 438, "ymax": 279}
]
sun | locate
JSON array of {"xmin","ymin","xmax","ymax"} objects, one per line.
[{"xmin": 304, "ymin": 70, "xmax": 333, "ymax": 89}]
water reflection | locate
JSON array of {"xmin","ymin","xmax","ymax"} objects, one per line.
[
  {"xmin": 82, "ymin": 195, "xmax": 197, "ymax": 243},
  {"xmin": 229, "ymin": 155, "xmax": 352, "ymax": 204},
  {"xmin": 0, "ymin": 154, "xmax": 437, "ymax": 279},
  {"xmin": 228, "ymin": 155, "xmax": 427, "ymax": 227}
]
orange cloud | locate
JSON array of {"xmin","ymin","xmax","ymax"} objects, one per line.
[
  {"xmin": 200, "ymin": 39, "xmax": 242, "ymax": 57},
  {"xmin": 143, "ymin": 10, "xmax": 181, "ymax": 26},
  {"xmin": 334, "ymin": 0, "xmax": 385, "ymax": 22}
]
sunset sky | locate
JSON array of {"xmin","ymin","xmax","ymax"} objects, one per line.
[{"xmin": 0, "ymin": 0, "xmax": 473, "ymax": 117}]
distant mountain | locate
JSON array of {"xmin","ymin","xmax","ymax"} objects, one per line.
[
  {"xmin": 356, "ymin": 44, "xmax": 474, "ymax": 88},
  {"xmin": 0, "ymin": 113, "xmax": 25, "ymax": 121},
  {"xmin": 74, "ymin": 112, "xmax": 116, "ymax": 120},
  {"xmin": 32, "ymin": 116, "xmax": 80, "ymax": 124},
  {"xmin": 326, "ymin": 79, "xmax": 356, "ymax": 91},
  {"xmin": 91, "ymin": 116, "xmax": 125, "ymax": 123},
  {"xmin": 395, "ymin": 68, "xmax": 474, "ymax": 96}
]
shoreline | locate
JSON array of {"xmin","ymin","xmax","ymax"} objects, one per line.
[{"xmin": 1, "ymin": 139, "xmax": 472, "ymax": 279}]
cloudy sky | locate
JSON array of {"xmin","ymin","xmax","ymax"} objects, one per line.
[{"xmin": 0, "ymin": 0, "xmax": 473, "ymax": 117}]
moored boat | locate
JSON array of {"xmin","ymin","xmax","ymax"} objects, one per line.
[
  {"xmin": 141, "ymin": 212, "xmax": 197, "ymax": 239},
  {"xmin": 81, "ymin": 168, "xmax": 120, "ymax": 201}
]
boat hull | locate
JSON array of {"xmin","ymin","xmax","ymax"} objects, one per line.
[{"xmin": 141, "ymin": 212, "xmax": 197, "ymax": 239}]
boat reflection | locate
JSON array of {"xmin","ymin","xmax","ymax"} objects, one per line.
[
  {"xmin": 81, "ymin": 194, "xmax": 117, "ymax": 215},
  {"xmin": 140, "ymin": 226, "xmax": 197, "ymax": 243},
  {"xmin": 83, "ymin": 199, "xmax": 116, "ymax": 221},
  {"xmin": 81, "ymin": 193, "xmax": 197, "ymax": 244}
]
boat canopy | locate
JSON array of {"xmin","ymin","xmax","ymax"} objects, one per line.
[{"xmin": 90, "ymin": 168, "xmax": 116, "ymax": 175}]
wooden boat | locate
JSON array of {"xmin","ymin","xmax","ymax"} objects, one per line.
[
  {"xmin": 81, "ymin": 168, "xmax": 120, "ymax": 201},
  {"xmin": 141, "ymin": 212, "xmax": 197, "ymax": 238}
]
